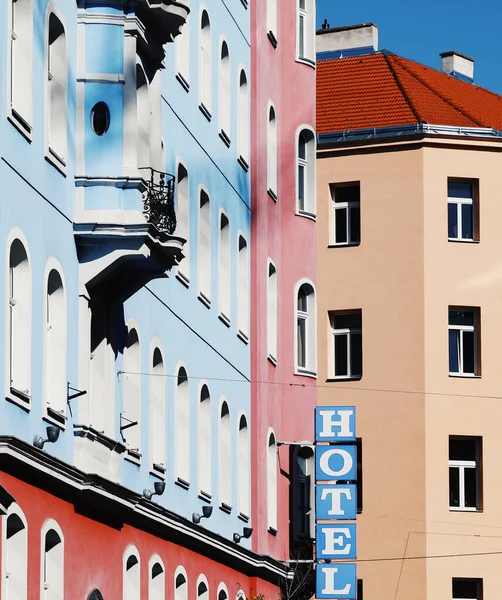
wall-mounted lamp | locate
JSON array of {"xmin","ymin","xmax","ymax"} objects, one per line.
[
  {"xmin": 192, "ymin": 505, "xmax": 213, "ymax": 524},
  {"xmin": 233, "ymin": 527, "xmax": 253, "ymax": 544},
  {"xmin": 33, "ymin": 426, "xmax": 61, "ymax": 449},
  {"xmin": 143, "ymin": 481, "xmax": 166, "ymax": 501}
]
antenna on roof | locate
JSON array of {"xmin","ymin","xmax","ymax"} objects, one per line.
[{"xmin": 322, "ymin": 18, "xmax": 330, "ymax": 30}]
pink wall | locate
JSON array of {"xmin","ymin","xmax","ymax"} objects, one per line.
[{"xmin": 250, "ymin": 0, "xmax": 317, "ymax": 560}]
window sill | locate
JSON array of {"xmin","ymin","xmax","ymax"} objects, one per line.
[
  {"xmin": 219, "ymin": 313, "xmax": 231, "ymax": 328},
  {"xmin": 449, "ymin": 373, "xmax": 481, "ymax": 379},
  {"xmin": 44, "ymin": 407, "xmax": 67, "ymax": 429},
  {"xmin": 150, "ymin": 464, "xmax": 166, "ymax": 479},
  {"xmin": 237, "ymin": 330, "xmax": 249, "ymax": 344},
  {"xmin": 267, "ymin": 31, "xmax": 278, "ymax": 48},
  {"xmin": 198, "ymin": 490, "xmax": 212, "ymax": 503},
  {"xmin": 237, "ymin": 155, "xmax": 249, "ymax": 173},
  {"xmin": 267, "ymin": 188, "xmax": 278, "ymax": 202},
  {"xmin": 449, "ymin": 507, "xmax": 483, "ymax": 513},
  {"xmin": 176, "ymin": 271, "xmax": 190, "ymax": 288},
  {"xmin": 447, "ymin": 238, "xmax": 479, "ymax": 244},
  {"xmin": 176, "ymin": 72, "xmax": 190, "ymax": 92},
  {"xmin": 296, "ymin": 209, "xmax": 316, "ymax": 221},
  {"xmin": 8, "ymin": 110, "xmax": 32, "ymax": 142},
  {"xmin": 219, "ymin": 130, "xmax": 231, "ymax": 147},
  {"xmin": 238, "ymin": 512, "xmax": 250, "ymax": 523},
  {"xmin": 45, "ymin": 148, "xmax": 67, "ymax": 176},
  {"xmin": 295, "ymin": 56, "xmax": 316, "ymax": 68},
  {"xmin": 6, "ymin": 387, "xmax": 31, "ymax": 412},
  {"xmin": 328, "ymin": 242, "xmax": 360, "ymax": 248},
  {"xmin": 175, "ymin": 477, "xmax": 190, "ymax": 490},
  {"xmin": 268, "ymin": 526, "xmax": 278, "ymax": 536},
  {"xmin": 326, "ymin": 376, "xmax": 362, "ymax": 382},
  {"xmin": 199, "ymin": 103, "xmax": 212, "ymax": 122},
  {"xmin": 219, "ymin": 502, "xmax": 232, "ymax": 514},
  {"xmin": 124, "ymin": 449, "xmax": 142, "ymax": 465},
  {"xmin": 295, "ymin": 368, "xmax": 317, "ymax": 379},
  {"xmin": 268, "ymin": 354, "xmax": 277, "ymax": 367},
  {"xmin": 198, "ymin": 292, "xmax": 211, "ymax": 309}
]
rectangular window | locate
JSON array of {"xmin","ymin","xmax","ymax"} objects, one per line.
[
  {"xmin": 452, "ymin": 578, "xmax": 483, "ymax": 599},
  {"xmin": 331, "ymin": 183, "xmax": 361, "ymax": 246},
  {"xmin": 330, "ymin": 310, "xmax": 362, "ymax": 379},
  {"xmin": 448, "ymin": 180, "xmax": 477, "ymax": 241},
  {"xmin": 448, "ymin": 308, "xmax": 479, "ymax": 376},
  {"xmin": 449, "ymin": 437, "xmax": 482, "ymax": 511},
  {"xmin": 357, "ymin": 580, "xmax": 363, "ymax": 600}
]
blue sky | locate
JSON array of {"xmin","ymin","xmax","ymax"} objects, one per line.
[{"xmin": 316, "ymin": 0, "xmax": 502, "ymax": 95}]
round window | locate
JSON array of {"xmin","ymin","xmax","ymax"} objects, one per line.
[{"xmin": 91, "ymin": 102, "xmax": 110, "ymax": 136}]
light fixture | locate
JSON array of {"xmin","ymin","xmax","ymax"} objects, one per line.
[
  {"xmin": 33, "ymin": 426, "xmax": 60, "ymax": 449},
  {"xmin": 143, "ymin": 480, "xmax": 166, "ymax": 501},
  {"xmin": 233, "ymin": 526, "xmax": 253, "ymax": 544},
  {"xmin": 192, "ymin": 505, "xmax": 213, "ymax": 524}
]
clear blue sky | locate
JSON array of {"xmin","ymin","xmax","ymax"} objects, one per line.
[{"xmin": 316, "ymin": 0, "xmax": 502, "ymax": 95}]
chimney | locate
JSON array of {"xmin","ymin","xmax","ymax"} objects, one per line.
[
  {"xmin": 440, "ymin": 51, "xmax": 474, "ymax": 83},
  {"xmin": 316, "ymin": 23, "xmax": 378, "ymax": 60}
]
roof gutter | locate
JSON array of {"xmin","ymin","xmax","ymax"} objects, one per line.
[{"xmin": 317, "ymin": 123, "xmax": 502, "ymax": 145}]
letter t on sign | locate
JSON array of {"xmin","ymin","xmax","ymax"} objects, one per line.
[{"xmin": 315, "ymin": 406, "xmax": 356, "ymax": 442}]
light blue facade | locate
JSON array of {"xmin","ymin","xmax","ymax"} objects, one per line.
[{"xmin": 0, "ymin": 0, "xmax": 251, "ymax": 547}]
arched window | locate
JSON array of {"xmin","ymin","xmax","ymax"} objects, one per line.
[
  {"xmin": 174, "ymin": 569, "xmax": 188, "ymax": 600},
  {"xmin": 218, "ymin": 213, "xmax": 231, "ymax": 323},
  {"xmin": 198, "ymin": 384, "xmax": 212, "ymax": 497},
  {"xmin": 237, "ymin": 70, "xmax": 249, "ymax": 167},
  {"xmin": 42, "ymin": 523, "xmax": 64, "ymax": 600},
  {"xmin": 9, "ymin": 0, "xmax": 33, "ymax": 128},
  {"xmin": 237, "ymin": 235, "xmax": 249, "ymax": 340},
  {"xmin": 291, "ymin": 445, "xmax": 315, "ymax": 541},
  {"xmin": 123, "ymin": 548, "xmax": 140, "ymax": 600},
  {"xmin": 267, "ymin": 105, "xmax": 278, "ymax": 200},
  {"xmin": 197, "ymin": 576, "xmax": 209, "ymax": 600},
  {"xmin": 175, "ymin": 13, "xmax": 190, "ymax": 88},
  {"xmin": 297, "ymin": 0, "xmax": 315, "ymax": 62},
  {"xmin": 198, "ymin": 189, "xmax": 211, "ymax": 303},
  {"xmin": 44, "ymin": 269, "xmax": 66, "ymax": 420},
  {"xmin": 237, "ymin": 415, "xmax": 250, "ymax": 517},
  {"xmin": 297, "ymin": 128, "xmax": 315, "ymax": 215},
  {"xmin": 136, "ymin": 64, "xmax": 150, "ymax": 168},
  {"xmin": 150, "ymin": 346, "xmax": 166, "ymax": 476},
  {"xmin": 199, "ymin": 10, "xmax": 212, "ymax": 116},
  {"xmin": 123, "ymin": 326, "xmax": 141, "ymax": 460},
  {"xmin": 267, "ymin": 260, "xmax": 277, "ymax": 363},
  {"xmin": 219, "ymin": 400, "xmax": 231, "ymax": 507},
  {"xmin": 3, "ymin": 505, "xmax": 28, "ymax": 600},
  {"xmin": 267, "ymin": 430, "xmax": 278, "ymax": 531},
  {"xmin": 47, "ymin": 12, "xmax": 67, "ymax": 161},
  {"xmin": 296, "ymin": 282, "xmax": 316, "ymax": 374},
  {"xmin": 219, "ymin": 41, "xmax": 231, "ymax": 141},
  {"xmin": 174, "ymin": 366, "xmax": 190, "ymax": 484},
  {"xmin": 148, "ymin": 557, "xmax": 165, "ymax": 600},
  {"xmin": 217, "ymin": 583, "xmax": 229, "ymax": 600},
  {"xmin": 266, "ymin": 0, "xmax": 278, "ymax": 45},
  {"xmin": 7, "ymin": 238, "xmax": 31, "ymax": 401},
  {"xmin": 176, "ymin": 162, "xmax": 190, "ymax": 283}
]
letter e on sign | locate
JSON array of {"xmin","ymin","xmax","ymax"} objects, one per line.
[{"xmin": 315, "ymin": 407, "xmax": 356, "ymax": 442}]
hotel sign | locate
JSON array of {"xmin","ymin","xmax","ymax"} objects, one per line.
[{"xmin": 315, "ymin": 407, "xmax": 357, "ymax": 599}]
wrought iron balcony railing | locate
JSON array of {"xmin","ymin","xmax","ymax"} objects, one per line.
[{"xmin": 140, "ymin": 167, "xmax": 176, "ymax": 234}]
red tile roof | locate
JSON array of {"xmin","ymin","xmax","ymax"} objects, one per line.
[{"xmin": 317, "ymin": 52, "xmax": 502, "ymax": 134}]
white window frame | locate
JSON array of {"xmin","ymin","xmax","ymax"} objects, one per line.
[
  {"xmin": 176, "ymin": 160, "xmax": 190, "ymax": 284},
  {"xmin": 174, "ymin": 364, "xmax": 190, "ymax": 486},
  {"xmin": 448, "ymin": 180, "xmax": 476, "ymax": 242},
  {"xmin": 197, "ymin": 575, "xmax": 209, "ymax": 600},
  {"xmin": 448, "ymin": 308, "xmax": 479, "ymax": 377},
  {"xmin": 266, "ymin": 0, "xmax": 278, "ymax": 46},
  {"xmin": 199, "ymin": 8, "xmax": 212, "ymax": 118},
  {"xmin": 237, "ymin": 233, "xmax": 249, "ymax": 341},
  {"xmin": 2, "ymin": 504, "xmax": 28, "ymax": 600},
  {"xmin": 148, "ymin": 556, "xmax": 165, "ymax": 600},
  {"xmin": 136, "ymin": 63, "xmax": 150, "ymax": 169},
  {"xmin": 218, "ymin": 211, "xmax": 231, "ymax": 324},
  {"xmin": 198, "ymin": 187, "xmax": 212, "ymax": 305},
  {"xmin": 330, "ymin": 311, "xmax": 362, "ymax": 379},
  {"xmin": 218, "ymin": 399, "xmax": 232, "ymax": 509},
  {"xmin": 123, "ymin": 546, "xmax": 140, "ymax": 600},
  {"xmin": 217, "ymin": 583, "xmax": 229, "ymax": 600},
  {"xmin": 331, "ymin": 183, "xmax": 361, "ymax": 246},
  {"xmin": 267, "ymin": 429, "xmax": 278, "ymax": 532},
  {"xmin": 295, "ymin": 281, "xmax": 316, "ymax": 376},
  {"xmin": 296, "ymin": 127, "xmax": 316, "ymax": 217},
  {"xmin": 218, "ymin": 39, "xmax": 231, "ymax": 144},
  {"xmin": 267, "ymin": 260, "xmax": 278, "ymax": 364},
  {"xmin": 267, "ymin": 104, "xmax": 278, "ymax": 200},
  {"xmin": 237, "ymin": 69, "xmax": 249, "ymax": 169},
  {"xmin": 296, "ymin": 0, "xmax": 315, "ymax": 64},
  {"xmin": 149, "ymin": 342, "xmax": 166, "ymax": 477},
  {"xmin": 449, "ymin": 437, "xmax": 481, "ymax": 513},
  {"xmin": 175, "ymin": 12, "xmax": 190, "ymax": 91},
  {"xmin": 123, "ymin": 323, "xmax": 142, "ymax": 462},
  {"xmin": 174, "ymin": 567, "xmax": 188, "ymax": 600},
  {"xmin": 237, "ymin": 413, "xmax": 250, "ymax": 518},
  {"xmin": 40, "ymin": 520, "xmax": 64, "ymax": 600},
  {"xmin": 198, "ymin": 382, "xmax": 212, "ymax": 498}
]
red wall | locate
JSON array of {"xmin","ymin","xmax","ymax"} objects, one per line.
[
  {"xmin": 0, "ymin": 472, "xmax": 277, "ymax": 600},
  {"xmin": 250, "ymin": 0, "xmax": 317, "ymax": 560}
]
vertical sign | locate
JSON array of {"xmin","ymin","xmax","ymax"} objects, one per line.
[{"xmin": 315, "ymin": 407, "xmax": 357, "ymax": 599}]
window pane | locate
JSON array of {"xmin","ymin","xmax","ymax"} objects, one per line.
[
  {"xmin": 449, "ymin": 329, "xmax": 460, "ymax": 373},
  {"xmin": 297, "ymin": 290, "xmax": 307, "ymax": 312},
  {"xmin": 351, "ymin": 332, "xmax": 362, "ymax": 377},
  {"xmin": 297, "ymin": 318, "xmax": 306, "ymax": 367},
  {"xmin": 452, "ymin": 578, "xmax": 480, "ymax": 599},
  {"xmin": 299, "ymin": 15, "xmax": 304, "ymax": 57},
  {"xmin": 449, "ymin": 310, "xmax": 474, "ymax": 327},
  {"xmin": 448, "ymin": 202, "xmax": 458, "ymax": 238},
  {"xmin": 298, "ymin": 135, "xmax": 306, "ymax": 160},
  {"xmin": 335, "ymin": 208, "xmax": 348, "ymax": 243},
  {"xmin": 449, "ymin": 466, "xmax": 460, "ymax": 507},
  {"xmin": 334, "ymin": 334, "xmax": 348, "ymax": 377},
  {"xmin": 334, "ymin": 313, "xmax": 361, "ymax": 330},
  {"xmin": 448, "ymin": 181, "xmax": 472, "ymax": 199},
  {"xmin": 462, "ymin": 330, "xmax": 475, "ymax": 374},
  {"xmin": 350, "ymin": 206, "xmax": 361, "ymax": 244},
  {"xmin": 335, "ymin": 185, "xmax": 360, "ymax": 204},
  {"xmin": 464, "ymin": 467, "xmax": 477, "ymax": 508},
  {"xmin": 461, "ymin": 203, "xmax": 473, "ymax": 239},
  {"xmin": 298, "ymin": 164, "xmax": 305, "ymax": 210},
  {"xmin": 450, "ymin": 438, "xmax": 476, "ymax": 461}
]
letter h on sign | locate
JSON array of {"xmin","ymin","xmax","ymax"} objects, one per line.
[{"xmin": 315, "ymin": 406, "xmax": 356, "ymax": 442}]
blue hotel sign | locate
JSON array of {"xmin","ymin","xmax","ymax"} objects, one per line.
[{"xmin": 315, "ymin": 407, "xmax": 357, "ymax": 599}]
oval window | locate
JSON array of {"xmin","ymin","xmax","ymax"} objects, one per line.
[{"xmin": 91, "ymin": 102, "xmax": 110, "ymax": 136}]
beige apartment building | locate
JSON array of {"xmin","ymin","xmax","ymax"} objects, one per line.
[{"xmin": 316, "ymin": 24, "xmax": 502, "ymax": 600}]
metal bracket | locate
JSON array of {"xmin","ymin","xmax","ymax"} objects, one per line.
[
  {"xmin": 120, "ymin": 414, "xmax": 139, "ymax": 442},
  {"xmin": 67, "ymin": 382, "xmax": 87, "ymax": 417}
]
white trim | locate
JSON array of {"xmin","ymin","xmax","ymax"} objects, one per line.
[
  {"xmin": 123, "ymin": 545, "xmax": 140, "ymax": 600},
  {"xmin": 218, "ymin": 37, "xmax": 231, "ymax": 143},
  {"xmin": 40, "ymin": 519, "xmax": 64, "ymax": 600},
  {"xmin": 266, "ymin": 428, "xmax": 278, "ymax": 531},
  {"xmin": 218, "ymin": 397, "xmax": 232, "ymax": 508},
  {"xmin": 266, "ymin": 259, "xmax": 277, "ymax": 364},
  {"xmin": 217, "ymin": 582, "xmax": 229, "ymax": 600},
  {"xmin": 149, "ymin": 338, "xmax": 166, "ymax": 477},
  {"xmin": 197, "ymin": 185, "xmax": 212, "ymax": 303},
  {"xmin": 174, "ymin": 361, "xmax": 190, "ymax": 486},
  {"xmin": 148, "ymin": 554, "xmax": 165, "ymax": 600},
  {"xmin": 266, "ymin": 103, "xmax": 278, "ymax": 200},
  {"xmin": 198, "ymin": 6, "xmax": 212, "ymax": 114},
  {"xmin": 218, "ymin": 209, "xmax": 231, "ymax": 324},
  {"xmin": 293, "ymin": 279, "xmax": 317, "ymax": 376},
  {"xmin": 1, "ymin": 503, "xmax": 28, "ymax": 600},
  {"xmin": 236, "ymin": 231, "xmax": 249, "ymax": 341},
  {"xmin": 295, "ymin": 125, "xmax": 316, "ymax": 217},
  {"xmin": 197, "ymin": 380, "xmax": 212, "ymax": 497}
]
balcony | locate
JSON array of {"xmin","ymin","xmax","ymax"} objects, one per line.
[{"xmin": 140, "ymin": 168, "xmax": 176, "ymax": 234}]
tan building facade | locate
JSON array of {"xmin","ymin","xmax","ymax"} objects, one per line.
[{"xmin": 316, "ymin": 24, "xmax": 502, "ymax": 600}]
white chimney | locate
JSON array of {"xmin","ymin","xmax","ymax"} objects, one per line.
[
  {"xmin": 440, "ymin": 51, "xmax": 474, "ymax": 82},
  {"xmin": 316, "ymin": 23, "xmax": 378, "ymax": 58}
]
